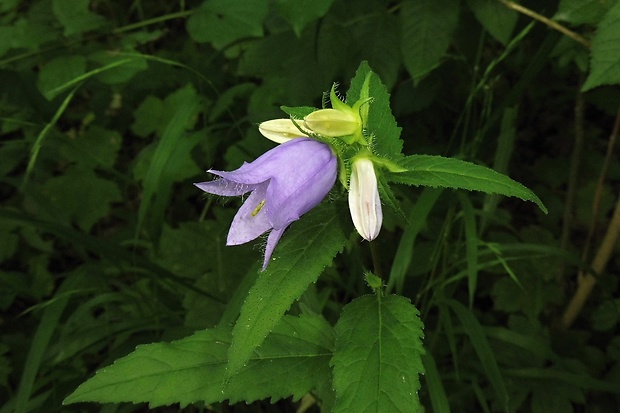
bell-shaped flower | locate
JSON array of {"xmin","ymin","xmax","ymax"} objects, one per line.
[
  {"xmin": 348, "ymin": 157, "xmax": 382, "ymax": 241},
  {"xmin": 195, "ymin": 138, "xmax": 337, "ymax": 270}
]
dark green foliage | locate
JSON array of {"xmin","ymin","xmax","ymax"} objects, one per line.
[{"xmin": 2, "ymin": 0, "xmax": 620, "ymax": 412}]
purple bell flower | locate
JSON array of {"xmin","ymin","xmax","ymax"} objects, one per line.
[{"xmin": 195, "ymin": 138, "xmax": 337, "ymax": 270}]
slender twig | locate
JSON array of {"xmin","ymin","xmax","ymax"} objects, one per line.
[
  {"xmin": 581, "ymin": 107, "xmax": 620, "ymax": 267},
  {"xmin": 561, "ymin": 194, "xmax": 620, "ymax": 328},
  {"xmin": 496, "ymin": 0, "xmax": 591, "ymax": 48},
  {"xmin": 561, "ymin": 107, "xmax": 620, "ymax": 329}
]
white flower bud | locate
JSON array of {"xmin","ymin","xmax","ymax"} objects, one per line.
[
  {"xmin": 348, "ymin": 158, "xmax": 382, "ymax": 241},
  {"xmin": 258, "ymin": 119, "xmax": 308, "ymax": 143},
  {"xmin": 304, "ymin": 109, "xmax": 359, "ymax": 137}
]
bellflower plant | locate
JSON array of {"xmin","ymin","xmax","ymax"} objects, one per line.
[
  {"xmin": 194, "ymin": 138, "xmax": 337, "ymax": 270},
  {"xmin": 66, "ymin": 63, "xmax": 547, "ymax": 413},
  {"xmin": 257, "ymin": 85, "xmax": 389, "ymax": 242}
]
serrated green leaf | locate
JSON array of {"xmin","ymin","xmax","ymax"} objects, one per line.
[
  {"xmin": 64, "ymin": 314, "xmax": 334, "ymax": 407},
  {"xmin": 52, "ymin": 0, "xmax": 106, "ymax": 36},
  {"xmin": 400, "ymin": 0, "xmax": 459, "ymax": 82},
  {"xmin": 350, "ymin": 13, "xmax": 401, "ymax": 88},
  {"xmin": 275, "ymin": 0, "xmax": 334, "ymax": 37},
  {"xmin": 582, "ymin": 2, "xmax": 620, "ymax": 90},
  {"xmin": 347, "ymin": 62, "xmax": 403, "ymax": 157},
  {"xmin": 387, "ymin": 155, "xmax": 548, "ymax": 213},
  {"xmin": 227, "ymin": 201, "xmax": 347, "ymax": 376},
  {"xmin": 467, "ymin": 0, "xmax": 518, "ymax": 45},
  {"xmin": 186, "ymin": 0, "xmax": 268, "ymax": 49},
  {"xmin": 331, "ymin": 294, "xmax": 425, "ymax": 413}
]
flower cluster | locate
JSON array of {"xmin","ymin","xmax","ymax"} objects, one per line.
[{"xmin": 196, "ymin": 85, "xmax": 387, "ymax": 269}]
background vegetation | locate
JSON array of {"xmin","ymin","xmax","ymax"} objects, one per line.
[{"xmin": 1, "ymin": 0, "xmax": 619, "ymax": 412}]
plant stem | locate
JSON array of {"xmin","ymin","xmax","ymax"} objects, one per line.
[
  {"xmin": 496, "ymin": 0, "xmax": 591, "ymax": 48},
  {"xmin": 559, "ymin": 85, "xmax": 585, "ymax": 281},
  {"xmin": 369, "ymin": 240, "xmax": 383, "ymax": 279}
]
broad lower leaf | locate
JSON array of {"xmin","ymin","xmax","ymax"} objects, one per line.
[
  {"xmin": 387, "ymin": 155, "xmax": 547, "ymax": 213},
  {"xmin": 347, "ymin": 62, "xmax": 403, "ymax": 157},
  {"xmin": 331, "ymin": 295, "xmax": 425, "ymax": 413},
  {"xmin": 582, "ymin": 2, "xmax": 620, "ymax": 91},
  {"xmin": 400, "ymin": 0, "xmax": 459, "ymax": 82},
  {"xmin": 227, "ymin": 201, "xmax": 348, "ymax": 376},
  {"xmin": 64, "ymin": 314, "xmax": 334, "ymax": 407}
]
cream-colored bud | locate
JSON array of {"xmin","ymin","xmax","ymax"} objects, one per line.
[
  {"xmin": 258, "ymin": 119, "xmax": 308, "ymax": 143},
  {"xmin": 304, "ymin": 109, "xmax": 359, "ymax": 137},
  {"xmin": 348, "ymin": 158, "xmax": 382, "ymax": 241}
]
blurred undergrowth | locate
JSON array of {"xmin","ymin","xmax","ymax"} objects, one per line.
[{"xmin": 1, "ymin": 0, "xmax": 620, "ymax": 412}]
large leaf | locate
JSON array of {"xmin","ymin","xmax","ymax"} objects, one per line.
[
  {"xmin": 400, "ymin": 0, "xmax": 459, "ymax": 82},
  {"xmin": 387, "ymin": 155, "xmax": 547, "ymax": 213},
  {"xmin": 64, "ymin": 314, "xmax": 334, "ymax": 407},
  {"xmin": 347, "ymin": 62, "xmax": 403, "ymax": 157},
  {"xmin": 227, "ymin": 201, "xmax": 348, "ymax": 376},
  {"xmin": 331, "ymin": 294, "xmax": 425, "ymax": 413},
  {"xmin": 582, "ymin": 2, "xmax": 620, "ymax": 90}
]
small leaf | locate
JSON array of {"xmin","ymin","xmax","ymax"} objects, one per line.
[
  {"xmin": 347, "ymin": 62, "xmax": 403, "ymax": 157},
  {"xmin": 89, "ymin": 51, "xmax": 148, "ymax": 84},
  {"xmin": 554, "ymin": 0, "xmax": 614, "ymax": 25},
  {"xmin": 582, "ymin": 2, "xmax": 620, "ymax": 90},
  {"xmin": 387, "ymin": 155, "xmax": 547, "ymax": 213},
  {"xmin": 37, "ymin": 55, "xmax": 86, "ymax": 100},
  {"xmin": 331, "ymin": 294, "xmax": 425, "ymax": 413},
  {"xmin": 467, "ymin": 0, "xmax": 518, "ymax": 45},
  {"xmin": 275, "ymin": 0, "xmax": 334, "ymax": 37},
  {"xmin": 400, "ymin": 0, "xmax": 459, "ymax": 82},
  {"xmin": 52, "ymin": 0, "xmax": 107, "ymax": 36},
  {"xmin": 64, "ymin": 314, "xmax": 334, "ymax": 407},
  {"xmin": 38, "ymin": 167, "xmax": 122, "ymax": 232},
  {"xmin": 227, "ymin": 202, "xmax": 348, "ymax": 376},
  {"xmin": 186, "ymin": 0, "xmax": 268, "ymax": 49}
]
